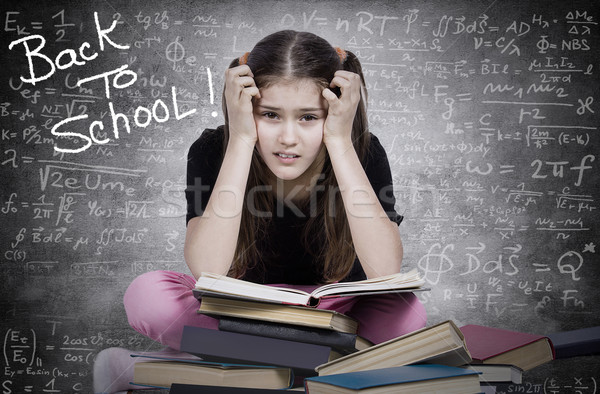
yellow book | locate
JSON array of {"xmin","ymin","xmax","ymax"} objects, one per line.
[
  {"xmin": 132, "ymin": 360, "xmax": 292, "ymax": 390},
  {"xmin": 199, "ymin": 295, "xmax": 358, "ymax": 333}
]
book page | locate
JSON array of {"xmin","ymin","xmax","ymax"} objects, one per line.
[
  {"xmin": 310, "ymin": 269, "xmax": 424, "ymax": 299},
  {"xmin": 196, "ymin": 272, "xmax": 312, "ymax": 304}
]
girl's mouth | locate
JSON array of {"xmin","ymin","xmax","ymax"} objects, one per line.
[{"xmin": 275, "ymin": 152, "xmax": 299, "ymax": 163}]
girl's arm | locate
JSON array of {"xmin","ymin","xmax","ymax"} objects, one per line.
[
  {"xmin": 326, "ymin": 138, "xmax": 403, "ymax": 278},
  {"xmin": 322, "ymin": 71, "xmax": 403, "ymax": 279},
  {"xmin": 184, "ymin": 65, "xmax": 260, "ymax": 279}
]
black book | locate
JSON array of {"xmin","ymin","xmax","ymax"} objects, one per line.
[
  {"xmin": 180, "ymin": 326, "xmax": 341, "ymax": 376},
  {"xmin": 217, "ymin": 317, "xmax": 373, "ymax": 355},
  {"xmin": 547, "ymin": 326, "xmax": 600, "ymax": 359},
  {"xmin": 169, "ymin": 383, "xmax": 303, "ymax": 393}
]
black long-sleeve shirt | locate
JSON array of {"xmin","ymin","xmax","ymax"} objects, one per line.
[{"xmin": 185, "ymin": 126, "xmax": 403, "ymax": 285}]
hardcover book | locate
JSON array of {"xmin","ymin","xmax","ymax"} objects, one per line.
[
  {"xmin": 199, "ymin": 295, "xmax": 358, "ymax": 333},
  {"xmin": 304, "ymin": 364, "xmax": 481, "ymax": 394},
  {"xmin": 169, "ymin": 384, "xmax": 305, "ymax": 393},
  {"xmin": 460, "ymin": 324, "xmax": 555, "ymax": 371},
  {"xmin": 315, "ymin": 320, "xmax": 471, "ymax": 376},
  {"xmin": 218, "ymin": 317, "xmax": 372, "ymax": 354},
  {"xmin": 132, "ymin": 358, "xmax": 293, "ymax": 390},
  {"xmin": 180, "ymin": 326, "xmax": 342, "ymax": 376},
  {"xmin": 462, "ymin": 363, "xmax": 523, "ymax": 384},
  {"xmin": 547, "ymin": 326, "xmax": 600, "ymax": 359}
]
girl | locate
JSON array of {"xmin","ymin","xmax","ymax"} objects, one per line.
[{"xmin": 94, "ymin": 30, "xmax": 426, "ymax": 393}]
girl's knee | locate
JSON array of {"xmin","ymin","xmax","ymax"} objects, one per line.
[
  {"xmin": 123, "ymin": 271, "xmax": 196, "ymax": 330},
  {"xmin": 125, "ymin": 270, "xmax": 159, "ymax": 302},
  {"xmin": 125, "ymin": 271, "xmax": 162, "ymax": 314},
  {"xmin": 373, "ymin": 292, "xmax": 427, "ymax": 335},
  {"xmin": 123, "ymin": 270, "xmax": 206, "ymax": 348},
  {"xmin": 397, "ymin": 293, "xmax": 427, "ymax": 333},
  {"xmin": 124, "ymin": 270, "xmax": 195, "ymax": 307},
  {"xmin": 350, "ymin": 292, "xmax": 427, "ymax": 344}
]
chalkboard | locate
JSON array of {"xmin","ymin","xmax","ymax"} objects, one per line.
[{"xmin": 1, "ymin": 0, "xmax": 598, "ymax": 392}]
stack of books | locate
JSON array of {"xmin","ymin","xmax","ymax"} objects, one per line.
[
  {"xmin": 460, "ymin": 324, "xmax": 600, "ymax": 393},
  {"xmin": 457, "ymin": 324, "xmax": 555, "ymax": 393},
  {"xmin": 129, "ymin": 270, "xmax": 599, "ymax": 393}
]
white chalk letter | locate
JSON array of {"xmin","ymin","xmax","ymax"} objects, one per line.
[
  {"xmin": 108, "ymin": 101, "xmax": 131, "ymax": 139},
  {"xmin": 172, "ymin": 86, "xmax": 196, "ymax": 120},
  {"xmin": 51, "ymin": 114, "xmax": 92, "ymax": 153},
  {"xmin": 8, "ymin": 35, "xmax": 56, "ymax": 85},
  {"xmin": 94, "ymin": 12, "xmax": 130, "ymax": 51}
]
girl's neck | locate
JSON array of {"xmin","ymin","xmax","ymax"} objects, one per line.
[{"xmin": 271, "ymin": 173, "xmax": 321, "ymax": 204}]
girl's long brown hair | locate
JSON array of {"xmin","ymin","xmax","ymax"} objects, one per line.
[{"xmin": 221, "ymin": 30, "xmax": 370, "ymax": 284}]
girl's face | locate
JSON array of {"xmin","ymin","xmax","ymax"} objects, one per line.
[{"xmin": 253, "ymin": 79, "xmax": 328, "ymax": 183}]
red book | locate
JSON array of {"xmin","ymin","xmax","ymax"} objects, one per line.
[{"xmin": 460, "ymin": 325, "xmax": 555, "ymax": 371}]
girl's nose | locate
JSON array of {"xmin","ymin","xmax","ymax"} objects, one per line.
[{"xmin": 278, "ymin": 121, "xmax": 298, "ymax": 146}]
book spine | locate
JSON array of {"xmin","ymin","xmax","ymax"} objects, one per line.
[
  {"xmin": 308, "ymin": 296, "xmax": 321, "ymax": 307},
  {"xmin": 554, "ymin": 341, "xmax": 600, "ymax": 358},
  {"xmin": 181, "ymin": 326, "xmax": 331, "ymax": 376},
  {"xmin": 217, "ymin": 317, "xmax": 358, "ymax": 354},
  {"xmin": 546, "ymin": 338, "xmax": 556, "ymax": 360}
]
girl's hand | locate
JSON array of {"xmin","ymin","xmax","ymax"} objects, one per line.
[
  {"xmin": 224, "ymin": 65, "xmax": 261, "ymax": 144},
  {"xmin": 322, "ymin": 70, "xmax": 362, "ymax": 146}
]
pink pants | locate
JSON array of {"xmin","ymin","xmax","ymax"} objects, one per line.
[{"xmin": 124, "ymin": 270, "xmax": 427, "ymax": 349}]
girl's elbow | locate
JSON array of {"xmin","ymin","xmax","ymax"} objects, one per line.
[
  {"xmin": 397, "ymin": 238, "xmax": 404, "ymax": 269},
  {"xmin": 183, "ymin": 250, "xmax": 201, "ymax": 280}
]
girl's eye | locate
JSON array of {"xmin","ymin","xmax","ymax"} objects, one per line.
[
  {"xmin": 300, "ymin": 114, "xmax": 317, "ymax": 121},
  {"xmin": 263, "ymin": 112, "xmax": 279, "ymax": 119}
]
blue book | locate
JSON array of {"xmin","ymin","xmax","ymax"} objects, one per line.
[
  {"xmin": 304, "ymin": 364, "xmax": 481, "ymax": 393},
  {"xmin": 547, "ymin": 326, "xmax": 600, "ymax": 359}
]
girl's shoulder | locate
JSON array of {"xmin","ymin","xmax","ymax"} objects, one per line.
[
  {"xmin": 189, "ymin": 125, "xmax": 225, "ymax": 155},
  {"xmin": 187, "ymin": 126, "xmax": 226, "ymax": 176},
  {"xmin": 364, "ymin": 132, "xmax": 389, "ymax": 165},
  {"xmin": 362, "ymin": 132, "xmax": 395, "ymax": 185}
]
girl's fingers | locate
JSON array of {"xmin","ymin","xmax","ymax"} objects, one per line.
[
  {"xmin": 225, "ymin": 66, "xmax": 255, "ymax": 90},
  {"xmin": 322, "ymin": 88, "xmax": 338, "ymax": 103},
  {"xmin": 328, "ymin": 78, "xmax": 348, "ymax": 101},
  {"xmin": 329, "ymin": 75, "xmax": 350, "ymax": 90},
  {"xmin": 241, "ymin": 86, "xmax": 261, "ymax": 99},
  {"xmin": 329, "ymin": 70, "xmax": 357, "ymax": 85},
  {"xmin": 235, "ymin": 85, "xmax": 261, "ymax": 102},
  {"xmin": 225, "ymin": 68, "xmax": 261, "ymax": 101},
  {"xmin": 329, "ymin": 77, "xmax": 360, "ymax": 104},
  {"xmin": 333, "ymin": 70, "xmax": 356, "ymax": 78},
  {"xmin": 236, "ymin": 76, "xmax": 258, "ymax": 88},
  {"xmin": 331, "ymin": 73, "xmax": 360, "ymax": 91},
  {"xmin": 229, "ymin": 64, "xmax": 254, "ymax": 78}
]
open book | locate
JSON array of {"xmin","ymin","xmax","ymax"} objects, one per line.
[{"xmin": 193, "ymin": 269, "xmax": 426, "ymax": 307}]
